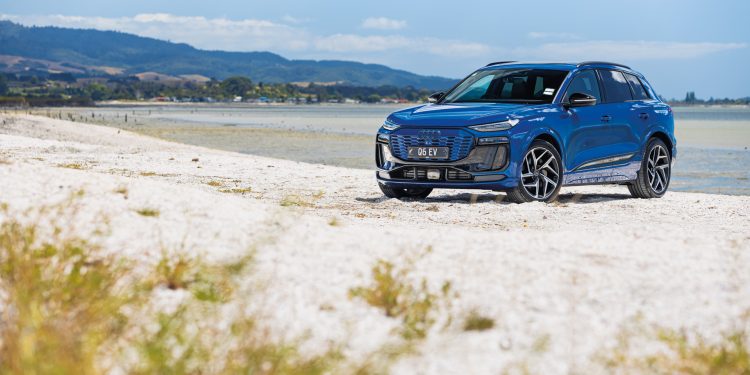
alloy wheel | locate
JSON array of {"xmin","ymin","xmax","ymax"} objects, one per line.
[
  {"xmin": 521, "ymin": 147, "xmax": 560, "ymax": 200},
  {"xmin": 647, "ymin": 144, "xmax": 670, "ymax": 194}
]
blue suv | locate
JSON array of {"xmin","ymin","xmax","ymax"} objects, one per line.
[{"xmin": 375, "ymin": 61, "xmax": 676, "ymax": 203}]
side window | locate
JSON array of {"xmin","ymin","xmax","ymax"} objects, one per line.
[
  {"xmin": 598, "ymin": 69, "xmax": 633, "ymax": 103},
  {"xmin": 565, "ymin": 70, "xmax": 601, "ymax": 103},
  {"xmin": 624, "ymin": 73, "xmax": 651, "ymax": 100}
]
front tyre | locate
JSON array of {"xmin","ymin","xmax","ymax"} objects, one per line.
[
  {"xmin": 628, "ymin": 138, "xmax": 671, "ymax": 199},
  {"xmin": 378, "ymin": 182, "xmax": 432, "ymax": 200},
  {"xmin": 506, "ymin": 140, "xmax": 563, "ymax": 203}
]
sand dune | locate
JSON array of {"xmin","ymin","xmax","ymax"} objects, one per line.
[{"xmin": 1, "ymin": 114, "xmax": 749, "ymax": 374}]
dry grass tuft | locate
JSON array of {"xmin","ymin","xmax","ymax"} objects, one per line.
[
  {"xmin": 280, "ymin": 194, "xmax": 314, "ymax": 208},
  {"xmin": 57, "ymin": 162, "xmax": 86, "ymax": 170},
  {"xmin": 205, "ymin": 180, "xmax": 224, "ymax": 187},
  {"xmin": 601, "ymin": 319, "xmax": 750, "ymax": 374},
  {"xmin": 349, "ymin": 249, "xmax": 455, "ymax": 340},
  {"xmin": 139, "ymin": 171, "xmax": 157, "ymax": 177},
  {"xmin": 463, "ymin": 311, "xmax": 495, "ymax": 332},
  {"xmin": 219, "ymin": 187, "xmax": 252, "ymax": 195},
  {"xmin": 135, "ymin": 208, "xmax": 160, "ymax": 217}
]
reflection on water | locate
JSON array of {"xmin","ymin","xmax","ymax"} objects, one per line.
[{"xmin": 41, "ymin": 104, "xmax": 750, "ymax": 195}]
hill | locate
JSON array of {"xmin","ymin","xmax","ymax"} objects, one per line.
[{"xmin": 0, "ymin": 21, "xmax": 456, "ymax": 90}]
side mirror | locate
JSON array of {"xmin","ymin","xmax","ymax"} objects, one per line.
[
  {"xmin": 428, "ymin": 92, "xmax": 445, "ymax": 103},
  {"xmin": 565, "ymin": 92, "xmax": 597, "ymax": 108}
]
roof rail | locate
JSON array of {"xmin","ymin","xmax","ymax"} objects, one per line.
[
  {"xmin": 485, "ymin": 61, "xmax": 516, "ymax": 67},
  {"xmin": 577, "ymin": 61, "xmax": 631, "ymax": 69}
]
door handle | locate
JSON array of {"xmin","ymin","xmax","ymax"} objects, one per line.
[
  {"xmin": 639, "ymin": 113, "xmax": 649, "ymax": 120},
  {"xmin": 600, "ymin": 115, "xmax": 612, "ymax": 123}
]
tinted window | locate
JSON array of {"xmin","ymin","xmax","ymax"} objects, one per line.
[
  {"xmin": 624, "ymin": 73, "xmax": 651, "ymax": 100},
  {"xmin": 565, "ymin": 70, "xmax": 601, "ymax": 103},
  {"xmin": 599, "ymin": 70, "xmax": 633, "ymax": 103},
  {"xmin": 443, "ymin": 69, "xmax": 568, "ymax": 104}
]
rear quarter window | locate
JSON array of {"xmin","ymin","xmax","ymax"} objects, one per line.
[
  {"xmin": 624, "ymin": 73, "xmax": 651, "ymax": 100},
  {"xmin": 598, "ymin": 69, "xmax": 633, "ymax": 103}
]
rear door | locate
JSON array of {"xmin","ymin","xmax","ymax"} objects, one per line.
[
  {"xmin": 623, "ymin": 72, "xmax": 656, "ymax": 146},
  {"xmin": 595, "ymin": 69, "xmax": 641, "ymax": 161}
]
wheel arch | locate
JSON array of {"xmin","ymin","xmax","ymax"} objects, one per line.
[
  {"xmin": 648, "ymin": 130, "xmax": 674, "ymax": 158},
  {"xmin": 523, "ymin": 130, "xmax": 565, "ymax": 168}
]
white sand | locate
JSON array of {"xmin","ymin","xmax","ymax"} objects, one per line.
[{"xmin": 1, "ymin": 114, "xmax": 749, "ymax": 374}]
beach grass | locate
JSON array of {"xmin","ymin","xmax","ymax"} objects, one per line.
[
  {"xmin": 0, "ymin": 201, "xmax": 351, "ymax": 374},
  {"xmin": 463, "ymin": 311, "xmax": 495, "ymax": 332},
  {"xmin": 349, "ymin": 252, "xmax": 454, "ymax": 340},
  {"xmin": 135, "ymin": 208, "xmax": 160, "ymax": 217}
]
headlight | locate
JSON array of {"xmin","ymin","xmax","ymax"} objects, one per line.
[
  {"xmin": 377, "ymin": 133, "xmax": 389, "ymax": 143},
  {"xmin": 469, "ymin": 119, "xmax": 519, "ymax": 132},
  {"xmin": 382, "ymin": 119, "xmax": 400, "ymax": 131}
]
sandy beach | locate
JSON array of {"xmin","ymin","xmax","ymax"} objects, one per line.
[{"xmin": 1, "ymin": 114, "xmax": 749, "ymax": 373}]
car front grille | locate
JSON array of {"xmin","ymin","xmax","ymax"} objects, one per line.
[
  {"xmin": 389, "ymin": 129, "xmax": 474, "ymax": 161},
  {"xmin": 446, "ymin": 169, "xmax": 473, "ymax": 180},
  {"xmin": 391, "ymin": 167, "xmax": 475, "ymax": 181}
]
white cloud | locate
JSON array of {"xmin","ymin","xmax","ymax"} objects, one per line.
[
  {"xmin": 1, "ymin": 13, "xmax": 488, "ymax": 58},
  {"xmin": 361, "ymin": 17, "xmax": 407, "ymax": 30},
  {"xmin": 0, "ymin": 13, "xmax": 310, "ymax": 52},
  {"xmin": 314, "ymin": 34, "xmax": 490, "ymax": 57},
  {"xmin": 517, "ymin": 40, "xmax": 747, "ymax": 60}
]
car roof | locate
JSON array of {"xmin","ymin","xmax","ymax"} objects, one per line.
[{"xmin": 480, "ymin": 61, "xmax": 636, "ymax": 73}]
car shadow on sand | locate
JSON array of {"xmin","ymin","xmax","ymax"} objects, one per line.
[{"xmin": 356, "ymin": 191, "xmax": 634, "ymax": 205}]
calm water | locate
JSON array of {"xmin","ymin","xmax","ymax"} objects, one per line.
[{"xmin": 45, "ymin": 104, "xmax": 750, "ymax": 195}]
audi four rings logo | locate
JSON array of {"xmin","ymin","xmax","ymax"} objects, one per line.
[{"xmin": 417, "ymin": 130, "xmax": 441, "ymax": 140}]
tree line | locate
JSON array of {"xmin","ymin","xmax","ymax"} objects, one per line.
[{"xmin": 0, "ymin": 73, "xmax": 436, "ymax": 107}]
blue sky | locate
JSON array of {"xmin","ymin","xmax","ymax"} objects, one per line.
[{"xmin": 1, "ymin": 0, "xmax": 748, "ymax": 98}]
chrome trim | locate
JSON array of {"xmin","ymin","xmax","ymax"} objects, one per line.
[{"xmin": 573, "ymin": 153, "xmax": 635, "ymax": 171}]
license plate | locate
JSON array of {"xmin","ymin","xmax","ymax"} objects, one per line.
[{"xmin": 407, "ymin": 146, "xmax": 449, "ymax": 160}]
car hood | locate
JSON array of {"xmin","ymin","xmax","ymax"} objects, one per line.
[{"xmin": 389, "ymin": 102, "xmax": 546, "ymax": 127}]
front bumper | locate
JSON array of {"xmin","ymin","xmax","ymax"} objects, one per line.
[{"xmin": 375, "ymin": 134, "xmax": 518, "ymax": 190}]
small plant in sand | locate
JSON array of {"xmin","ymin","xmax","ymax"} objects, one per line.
[
  {"xmin": 601, "ymin": 317, "xmax": 750, "ymax": 374},
  {"xmin": 280, "ymin": 194, "xmax": 313, "ymax": 207},
  {"xmin": 328, "ymin": 217, "xmax": 340, "ymax": 226},
  {"xmin": 219, "ymin": 187, "xmax": 252, "ymax": 195},
  {"xmin": 463, "ymin": 311, "xmax": 495, "ymax": 332},
  {"xmin": 135, "ymin": 208, "xmax": 160, "ymax": 217},
  {"xmin": 57, "ymin": 162, "xmax": 86, "ymax": 170},
  {"xmin": 205, "ymin": 180, "xmax": 224, "ymax": 187},
  {"xmin": 139, "ymin": 171, "xmax": 158, "ymax": 177},
  {"xmin": 349, "ymin": 248, "xmax": 455, "ymax": 340},
  {"xmin": 280, "ymin": 191, "xmax": 325, "ymax": 208}
]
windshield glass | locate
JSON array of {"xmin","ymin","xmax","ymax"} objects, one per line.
[{"xmin": 443, "ymin": 68, "xmax": 569, "ymax": 104}]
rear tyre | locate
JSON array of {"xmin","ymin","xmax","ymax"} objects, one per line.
[
  {"xmin": 628, "ymin": 138, "xmax": 671, "ymax": 199},
  {"xmin": 378, "ymin": 183, "xmax": 432, "ymax": 200},
  {"xmin": 506, "ymin": 140, "xmax": 563, "ymax": 203}
]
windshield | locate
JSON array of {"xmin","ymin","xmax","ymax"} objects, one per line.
[{"xmin": 442, "ymin": 68, "xmax": 569, "ymax": 104}]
